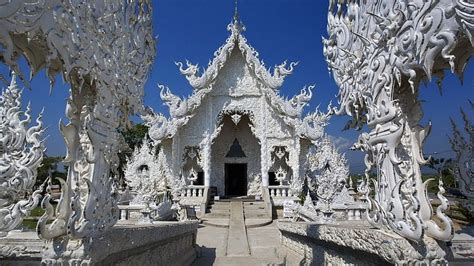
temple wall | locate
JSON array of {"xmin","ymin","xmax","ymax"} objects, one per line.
[
  {"xmin": 47, "ymin": 221, "xmax": 198, "ymax": 265},
  {"xmin": 277, "ymin": 221, "xmax": 449, "ymax": 265},
  {"xmin": 1, "ymin": 222, "xmax": 199, "ymax": 265}
]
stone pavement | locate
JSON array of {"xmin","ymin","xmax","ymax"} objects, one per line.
[
  {"xmin": 192, "ymin": 200, "xmax": 283, "ymax": 266},
  {"xmin": 226, "ymin": 201, "xmax": 250, "ymax": 256}
]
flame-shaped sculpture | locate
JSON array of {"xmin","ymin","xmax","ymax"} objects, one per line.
[
  {"xmin": 323, "ymin": 0, "xmax": 473, "ymax": 242},
  {"xmin": 306, "ymin": 136, "xmax": 349, "ymax": 212},
  {"xmin": 0, "ymin": 74, "xmax": 45, "ymax": 237}
]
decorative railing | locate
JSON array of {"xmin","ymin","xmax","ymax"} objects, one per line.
[
  {"xmin": 268, "ymin": 185, "xmax": 299, "ymax": 207},
  {"xmin": 269, "ymin": 185, "xmax": 292, "ymax": 198},
  {"xmin": 182, "ymin": 185, "xmax": 205, "ymax": 198}
]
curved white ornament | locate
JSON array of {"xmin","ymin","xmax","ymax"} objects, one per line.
[
  {"xmin": 323, "ymin": 0, "xmax": 473, "ymax": 241},
  {"xmin": 0, "ymin": 75, "xmax": 45, "ymax": 237}
]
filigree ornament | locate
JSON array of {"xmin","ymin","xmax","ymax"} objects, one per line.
[
  {"xmin": 323, "ymin": 0, "xmax": 472, "ymax": 241},
  {"xmin": 0, "ymin": 2, "xmax": 156, "ymax": 261},
  {"xmin": 274, "ymin": 147, "xmax": 286, "ymax": 160},
  {"xmin": 124, "ymin": 142, "xmax": 176, "ymax": 205},
  {"xmin": 306, "ymin": 137, "xmax": 349, "ymax": 212},
  {"xmin": 231, "ymin": 113, "xmax": 242, "ymax": 125},
  {"xmin": 275, "ymin": 167, "xmax": 288, "ymax": 185},
  {"xmin": 449, "ymin": 103, "xmax": 474, "ymax": 201},
  {"xmin": 187, "ymin": 168, "xmax": 198, "ymax": 185},
  {"xmin": 0, "ymin": 75, "xmax": 45, "ymax": 237}
]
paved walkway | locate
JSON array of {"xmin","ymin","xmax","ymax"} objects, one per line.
[
  {"xmin": 226, "ymin": 201, "xmax": 250, "ymax": 256},
  {"xmin": 193, "ymin": 200, "xmax": 283, "ymax": 266}
]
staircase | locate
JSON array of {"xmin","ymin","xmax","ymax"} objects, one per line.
[
  {"xmin": 202, "ymin": 197, "xmax": 272, "ymax": 228},
  {"xmin": 194, "ymin": 197, "xmax": 284, "ymax": 266}
]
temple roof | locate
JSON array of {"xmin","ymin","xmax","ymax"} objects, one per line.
[
  {"xmin": 157, "ymin": 16, "xmax": 315, "ymax": 120},
  {"xmin": 143, "ymin": 13, "xmax": 331, "ymax": 144}
]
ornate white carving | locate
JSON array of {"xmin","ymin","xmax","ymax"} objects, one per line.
[
  {"xmin": 306, "ymin": 137, "xmax": 349, "ymax": 211},
  {"xmin": 143, "ymin": 17, "xmax": 331, "ymax": 148},
  {"xmin": 449, "ymin": 103, "xmax": 473, "ymax": 201},
  {"xmin": 0, "ymin": 75, "xmax": 45, "ymax": 236},
  {"xmin": 124, "ymin": 141, "xmax": 172, "ymax": 205},
  {"xmin": 248, "ymin": 174, "xmax": 262, "ymax": 196},
  {"xmin": 323, "ymin": 0, "xmax": 473, "ymax": 241},
  {"xmin": 187, "ymin": 168, "xmax": 198, "ymax": 185},
  {"xmin": 0, "ymin": 1, "xmax": 155, "ymax": 262},
  {"xmin": 275, "ymin": 167, "xmax": 288, "ymax": 185}
]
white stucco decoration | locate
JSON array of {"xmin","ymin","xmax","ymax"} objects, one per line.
[
  {"xmin": 449, "ymin": 103, "xmax": 473, "ymax": 209},
  {"xmin": 0, "ymin": 0, "xmax": 156, "ymax": 262},
  {"xmin": 124, "ymin": 141, "xmax": 174, "ymax": 205},
  {"xmin": 0, "ymin": 74, "xmax": 45, "ymax": 237},
  {"xmin": 143, "ymin": 12, "xmax": 331, "ymax": 198},
  {"xmin": 323, "ymin": 0, "xmax": 473, "ymax": 241},
  {"xmin": 306, "ymin": 136, "xmax": 349, "ymax": 211}
]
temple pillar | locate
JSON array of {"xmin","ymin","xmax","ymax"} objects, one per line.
[
  {"xmin": 261, "ymin": 137, "xmax": 269, "ymax": 187},
  {"xmin": 203, "ymin": 139, "xmax": 211, "ymax": 187}
]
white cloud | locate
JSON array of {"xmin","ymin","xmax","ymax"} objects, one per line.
[{"xmin": 327, "ymin": 135, "xmax": 352, "ymax": 151}]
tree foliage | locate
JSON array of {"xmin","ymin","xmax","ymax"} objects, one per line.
[
  {"xmin": 35, "ymin": 156, "xmax": 66, "ymax": 187},
  {"xmin": 117, "ymin": 123, "xmax": 149, "ymax": 187}
]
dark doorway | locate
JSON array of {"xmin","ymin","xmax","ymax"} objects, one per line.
[{"xmin": 225, "ymin": 163, "xmax": 247, "ymax": 196}]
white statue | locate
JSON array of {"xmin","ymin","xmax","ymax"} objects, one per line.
[{"xmin": 0, "ymin": 74, "xmax": 45, "ymax": 237}]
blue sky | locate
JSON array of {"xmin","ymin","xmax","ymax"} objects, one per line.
[{"xmin": 1, "ymin": 0, "xmax": 472, "ymax": 173}]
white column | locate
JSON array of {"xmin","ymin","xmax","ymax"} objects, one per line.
[
  {"xmin": 261, "ymin": 137, "xmax": 269, "ymax": 187},
  {"xmin": 204, "ymin": 138, "xmax": 211, "ymax": 187}
]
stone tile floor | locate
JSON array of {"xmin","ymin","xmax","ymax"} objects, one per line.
[
  {"xmin": 192, "ymin": 222, "xmax": 283, "ymax": 266},
  {"xmin": 193, "ymin": 199, "xmax": 283, "ymax": 265}
]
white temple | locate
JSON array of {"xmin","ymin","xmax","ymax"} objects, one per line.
[{"xmin": 143, "ymin": 13, "xmax": 330, "ymax": 199}]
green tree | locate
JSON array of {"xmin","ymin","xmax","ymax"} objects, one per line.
[
  {"xmin": 35, "ymin": 156, "xmax": 66, "ymax": 187},
  {"xmin": 116, "ymin": 123, "xmax": 149, "ymax": 187},
  {"xmin": 424, "ymin": 156, "xmax": 456, "ymax": 193}
]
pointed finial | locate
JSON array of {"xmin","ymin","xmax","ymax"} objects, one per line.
[
  {"xmin": 233, "ymin": 0, "xmax": 239, "ymax": 23},
  {"xmin": 227, "ymin": 0, "xmax": 245, "ymax": 34},
  {"xmin": 9, "ymin": 70, "xmax": 17, "ymax": 88}
]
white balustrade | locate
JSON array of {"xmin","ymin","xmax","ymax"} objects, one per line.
[
  {"xmin": 182, "ymin": 185, "xmax": 205, "ymax": 198},
  {"xmin": 268, "ymin": 185, "xmax": 292, "ymax": 199}
]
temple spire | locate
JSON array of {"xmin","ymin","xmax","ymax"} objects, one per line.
[
  {"xmin": 233, "ymin": 0, "xmax": 239, "ymax": 24},
  {"xmin": 228, "ymin": 0, "xmax": 245, "ymax": 34}
]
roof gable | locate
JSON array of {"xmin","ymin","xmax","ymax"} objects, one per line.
[{"xmin": 143, "ymin": 16, "xmax": 332, "ymax": 145}]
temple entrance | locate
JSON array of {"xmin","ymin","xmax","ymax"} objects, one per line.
[{"xmin": 225, "ymin": 163, "xmax": 247, "ymax": 196}]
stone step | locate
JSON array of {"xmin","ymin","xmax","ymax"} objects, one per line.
[
  {"xmin": 243, "ymin": 205, "xmax": 266, "ymax": 210},
  {"xmin": 211, "ymin": 201, "xmax": 231, "ymax": 206},
  {"xmin": 245, "ymin": 218, "xmax": 273, "ymax": 228},
  {"xmin": 212, "ymin": 256, "xmax": 285, "ymax": 266},
  {"xmin": 201, "ymin": 218, "xmax": 229, "ymax": 228},
  {"xmin": 204, "ymin": 213, "xmax": 230, "ymax": 218},
  {"xmin": 243, "ymin": 201, "xmax": 265, "ymax": 205},
  {"xmin": 244, "ymin": 209, "xmax": 267, "ymax": 215},
  {"xmin": 207, "ymin": 209, "xmax": 230, "ymax": 215},
  {"xmin": 245, "ymin": 213, "xmax": 269, "ymax": 219},
  {"xmin": 208, "ymin": 204, "xmax": 231, "ymax": 210}
]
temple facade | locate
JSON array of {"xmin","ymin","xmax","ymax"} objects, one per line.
[{"xmin": 143, "ymin": 15, "xmax": 330, "ymax": 198}]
